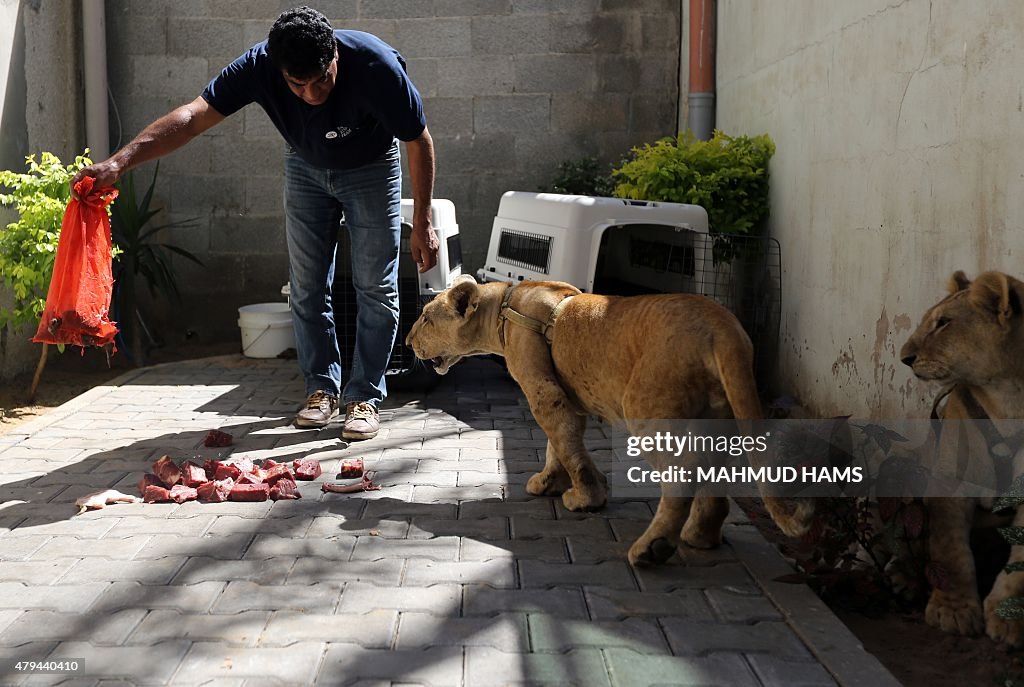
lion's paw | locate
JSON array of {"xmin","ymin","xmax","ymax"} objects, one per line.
[
  {"xmin": 628, "ymin": 537, "xmax": 677, "ymax": 567},
  {"xmin": 925, "ymin": 590, "xmax": 984, "ymax": 637},
  {"xmin": 526, "ymin": 470, "xmax": 571, "ymax": 497},
  {"xmin": 681, "ymin": 522, "xmax": 723, "ymax": 550},
  {"xmin": 561, "ymin": 486, "xmax": 606, "ymax": 512},
  {"xmin": 985, "ymin": 593, "xmax": 1024, "ymax": 647}
]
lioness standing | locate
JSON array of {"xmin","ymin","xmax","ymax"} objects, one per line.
[
  {"xmin": 407, "ymin": 276, "xmax": 812, "ymax": 566},
  {"xmin": 901, "ymin": 270, "xmax": 1024, "ymax": 645}
]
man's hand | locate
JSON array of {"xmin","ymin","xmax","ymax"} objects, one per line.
[
  {"xmin": 71, "ymin": 159, "xmax": 122, "ymax": 199},
  {"xmin": 410, "ymin": 216, "xmax": 440, "ymax": 273}
]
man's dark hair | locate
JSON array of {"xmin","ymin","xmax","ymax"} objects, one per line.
[{"xmin": 267, "ymin": 6, "xmax": 336, "ymax": 78}]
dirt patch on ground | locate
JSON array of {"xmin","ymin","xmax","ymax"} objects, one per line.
[
  {"xmin": 735, "ymin": 497, "xmax": 1024, "ymax": 687},
  {"xmin": 0, "ymin": 339, "xmax": 239, "ymax": 434}
]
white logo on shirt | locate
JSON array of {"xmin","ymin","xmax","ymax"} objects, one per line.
[{"xmin": 325, "ymin": 126, "xmax": 352, "ymax": 140}]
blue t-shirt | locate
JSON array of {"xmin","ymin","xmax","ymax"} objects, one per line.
[{"xmin": 202, "ymin": 30, "xmax": 425, "ymax": 169}]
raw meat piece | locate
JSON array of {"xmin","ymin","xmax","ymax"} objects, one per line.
[
  {"xmin": 137, "ymin": 473, "xmax": 163, "ymax": 496},
  {"xmin": 269, "ymin": 478, "xmax": 301, "ymax": 500},
  {"xmin": 214, "ymin": 462, "xmax": 242, "ymax": 481},
  {"xmin": 228, "ymin": 482, "xmax": 270, "ymax": 502},
  {"xmin": 338, "ymin": 458, "xmax": 363, "ymax": 479},
  {"xmin": 203, "ymin": 429, "xmax": 233, "ymax": 447},
  {"xmin": 262, "ymin": 464, "xmax": 295, "ymax": 485},
  {"xmin": 153, "ymin": 455, "xmax": 182, "ymax": 487},
  {"xmin": 169, "ymin": 484, "xmax": 198, "ymax": 503},
  {"xmin": 202, "ymin": 459, "xmax": 221, "ymax": 480},
  {"xmin": 197, "ymin": 478, "xmax": 234, "ymax": 503},
  {"xmin": 230, "ymin": 457, "xmax": 255, "ymax": 474},
  {"xmin": 262, "ymin": 459, "xmax": 279, "ymax": 469},
  {"xmin": 75, "ymin": 489, "xmax": 140, "ymax": 514},
  {"xmin": 292, "ymin": 458, "xmax": 322, "ymax": 481},
  {"xmin": 143, "ymin": 485, "xmax": 172, "ymax": 503},
  {"xmin": 180, "ymin": 460, "xmax": 207, "ymax": 488},
  {"xmin": 321, "ymin": 472, "xmax": 382, "ymax": 493},
  {"xmin": 237, "ymin": 468, "xmax": 267, "ymax": 485}
]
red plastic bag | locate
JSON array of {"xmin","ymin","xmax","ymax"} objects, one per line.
[{"xmin": 32, "ymin": 177, "xmax": 119, "ymax": 348}]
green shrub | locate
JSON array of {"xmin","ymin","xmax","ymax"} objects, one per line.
[
  {"xmin": 0, "ymin": 152, "xmax": 91, "ymax": 332},
  {"xmin": 543, "ymin": 157, "xmax": 617, "ymax": 197},
  {"xmin": 612, "ymin": 131, "xmax": 776, "ymax": 235}
]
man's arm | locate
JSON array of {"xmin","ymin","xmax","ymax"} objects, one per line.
[
  {"xmin": 72, "ymin": 96, "xmax": 225, "ymax": 194},
  {"xmin": 404, "ymin": 126, "xmax": 439, "ymax": 273}
]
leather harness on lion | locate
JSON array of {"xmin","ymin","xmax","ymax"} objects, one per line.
[
  {"xmin": 407, "ymin": 276, "xmax": 814, "ymax": 567},
  {"xmin": 901, "ymin": 270, "xmax": 1024, "ymax": 646}
]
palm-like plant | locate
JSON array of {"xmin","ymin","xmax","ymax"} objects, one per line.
[{"xmin": 111, "ymin": 162, "xmax": 202, "ymax": 365}]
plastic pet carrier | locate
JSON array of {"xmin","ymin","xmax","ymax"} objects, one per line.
[
  {"xmin": 477, "ymin": 192, "xmax": 781, "ymax": 381},
  {"xmin": 285, "ymin": 199, "xmax": 462, "ymax": 392}
]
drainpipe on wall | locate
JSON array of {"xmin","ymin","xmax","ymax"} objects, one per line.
[
  {"xmin": 687, "ymin": 0, "xmax": 716, "ymax": 140},
  {"xmin": 82, "ymin": 0, "xmax": 109, "ymax": 160}
]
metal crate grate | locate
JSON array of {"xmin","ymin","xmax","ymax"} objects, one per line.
[
  {"xmin": 593, "ymin": 231, "xmax": 781, "ymax": 383},
  {"xmin": 496, "ymin": 228, "xmax": 552, "ymax": 274}
]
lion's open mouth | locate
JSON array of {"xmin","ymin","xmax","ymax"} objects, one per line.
[{"xmin": 431, "ymin": 355, "xmax": 463, "ymax": 375}]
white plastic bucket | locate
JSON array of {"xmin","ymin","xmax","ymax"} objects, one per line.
[{"xmin": 237, "ymin": 303, "xmax": 295, "ymax": 358}]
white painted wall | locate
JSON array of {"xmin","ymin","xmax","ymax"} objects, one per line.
[{"xmin": 715, "ymin": 0, "xmax": 1024, "ymax": 418}]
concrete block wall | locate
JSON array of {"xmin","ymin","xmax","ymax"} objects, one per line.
[
  {"xmin": 714, "ymin": 0, "xmax": 1024, "ymax": 418},
  {"xmin": 103, "ymin": 0, "xmax": 682, "ymax": 341}
]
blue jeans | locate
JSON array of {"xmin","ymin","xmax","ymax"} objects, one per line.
[{"xmin": 283, "ymin": 140, "xmax": 402, "ymax": 406}]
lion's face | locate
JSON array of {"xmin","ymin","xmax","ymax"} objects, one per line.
[
  {"xmin": 406, "ymin": 277, "xmax": 485, "ymax": 375},
  {"xmin": 900, "ymin": 271, "xmax": 1023, "ymax": 385}
]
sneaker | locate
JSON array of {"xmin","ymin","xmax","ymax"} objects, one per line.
[
  {"xmin": 294, "ymin": 390, "xmax": 339, "ymax": 428},
  {"xmin": 343, "ymin": 401, "xmax": 380, "ymax": 440}
]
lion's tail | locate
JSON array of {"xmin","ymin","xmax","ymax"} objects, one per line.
[{"xmin": 713, "ymin": 342, "xmax": 816, "ymax": 538}]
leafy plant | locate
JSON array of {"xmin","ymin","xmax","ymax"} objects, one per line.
[
  {"xmin": 612, "ymin": 130, "xmax": 776, "ymax": 236},
  {"xmin": 0, "ymin": 151, "xmax": 92, "ymax": 398},
  {"xmin": 543, "ymin": 157, "xmax": 617, "ymax": 197},
  {"xmin": 111, "ymin": 162, "xmax": 201, "ymax": 366}
]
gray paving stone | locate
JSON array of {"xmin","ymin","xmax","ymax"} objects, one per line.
[
  {"xmin": 661, "ymin": 619, "xmax": 813, "ymax": 658},
  {"xmin": 90, "ymin": 581, "xmax": 225, "ymax": 613},
  {"xmin": 60, "ymin": 558, "xmax": 184, "ymax": 584},
  {"xmin": 172, "ymin": 557, "xmax": 295, "ymax": 584},
  {"xmin": 0, "ymin": 609, "xmax": 145, "ymax": 647},
  {"xmin": 404, "ymin": 559, "xmax": 517, "ymax": 587},
  {"xmin": 206, "ymin": 515, "xmax": 311, "ymax": 536},
  {"xmin": 519, "ymin": 560, "xmax": 638, "ymax": 590},
  {"xmin": 133, "ymin": 534, "xmax": 253, "ymax": 560},
  {"xmin": 31, "ymin": 536, "xmax": 151, "ymax": 561},
  {"xmin": 0, "ymin": 535, "xmax": 50, "ymax": 561},
  {"xmin": 511, "ymin": 516, "xmax": 614, "ymax": 540},
  {"xmin": 44, "ymin": 639, "xmax": 191, "ymax": 684},
  {"xmin": 409, "ymin": 517, "xmax": 508, "ymax": 540},
  {"xmin": 318, "ymin": 644, "xmax": 463, "ymax": 686},
  {"xmin": 705, "ymin": 587, "xmax": 783, "ymax": 622},
  {"xmin": 460, "ymin": 538, "xmax": 568, "ymax": 562},
  {"xmin": 530, "ymin": 616, "xmax": 669, "ymax": 654},
  {"xmin": 465, "ymin": 646, "xmax": 611, "ymax": 687},
  {"xmin": 362, "ymin": 501, "xmax": 457, "ymax": 520},
  {"xmin": 464, "ymin": 586, "xmax": 588, "ymax": 619},
  {"xmin": 412, "ymin": 485, "xmax": 504, "ymax": 502},
  {"xmin": 243, "ymin": 533, "xmax": 356, "ymax": 560},
  {"xmin": 166, "ymin": 501, "xmax": 273, "ymax": 519},
  {"xmin": 396, "ymin": 611, "xmax": 528, "ymax": 650},
  {"xmin": 129, "ymin": 610, "xmax": 271, "ymax": 647},
  {"xmin": 0, "ymin": 558, "xmax": 78, "ymax": 584},
  {"xmin": 585, "ymin": 588, "xmax": 716, "ymax": 621},
  {"xmin": 635, "ymin": 562, "xmax": 757, "ymax": 593},
  {"xmin": 0, "ymin": 582, "xmax": 109, "ymax": 613},
  {"xmin": 351, "ymin": 536, "xmax": 460, "ymax": 561},
  {"xmin": 604, "ymin": 648, "xmax": 760, "ymax": 687},
  {"xmin": 458, "ymin": 499, "xmax": 553, "ymax": 519},
  {"xmin": 260, "ymin": 610, "xmax": 397, "ymax": 648},
  {"xmin": 213, "ymin": 581, "xmax": 343, "ymax": 614},
  {"xmin": 746, "ymin": 654, "xmax": 839, "ymax": 686},
  {"xmin": 173, "ymin": 641, "xmax": 325, "ymax": 684},
  {"xmin": 102, "ymin": 514, "xmax": 217, "ymax": 538},
  {"xmin": 6, "ymin": 514, "xmax": 117, "ymax": 538},
  {"xmin": 338, "ymin": 582, "xmax": 461, "ymax": 614},
  {"xmin": 287, "ymin": 558, "xmax": 405, "ymax": 585}
]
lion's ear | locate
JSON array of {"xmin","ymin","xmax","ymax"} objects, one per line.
[
  {"xmin": 947, "ymin": 271, "xmax": 971, "ymax": 294},
  {"xmin": 448, "ymin": 279, "xmax": 480, "ymax": 319},
  {"xmin": 969, "ymin": 271, "xmax": 1022, "ymax": 328}
]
